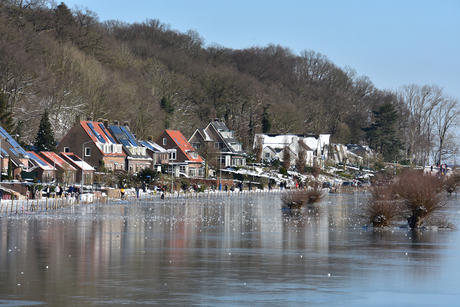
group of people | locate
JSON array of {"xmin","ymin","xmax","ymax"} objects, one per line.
[{"xmin": 26, "ymin": 184, "xmax": 82, "ymax": 199}]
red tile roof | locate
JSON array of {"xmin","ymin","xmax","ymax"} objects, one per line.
[
  {"xmin": 165, "ymin": 130, "xmax": 203, "ymax": 163},
  {"xmin": 39, "ymin": 151, "xmax": 77, "ymax": 171}
]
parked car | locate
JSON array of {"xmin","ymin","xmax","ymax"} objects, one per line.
[
  {"xmin": 342, "ymin": 181, "xmax": 354, "ymax": 187},
  {"xmin": 361, "ymin": 181, "xmax": 371, "ymax": 187},
  {"xmin": 322, "ymin": 182, "xmax": 331, "ymax": 188}
]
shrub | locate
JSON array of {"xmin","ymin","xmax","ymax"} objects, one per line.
[
  {"xmin": 281, "ymin": 180, "xmax": 324, "ymax": 210},
  {"xmin": 393, "ymin": 171, "xmax": 446, "ymax": 228},
  {"xmin": 362, "ymin": 185, "xmax": 401, "ymax": 227},
  {"xmin": 279, "ymin": 166, "xmax": 287, "ymax": 176},
  {"xmin": 443, "ymin": 173, "xmax": 460, "ymax": 194}
]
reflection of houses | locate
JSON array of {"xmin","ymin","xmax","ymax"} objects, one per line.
[
  {"xmin": 156, "ymin": 130, "xmax": 204, "ymax": 177},
  {"xmin": 25, "ymin": 151, "xmax": 55, "ymax": 182},
  {"xmin": 38, "ymin": 151, "xmax": 77, "ymax": 184},
  {"xmin": 107, "ymin": 121, "xmax": 152, "ymax": 173},
  {"xmin": 189, "ymin": 119, "xmax": 246, "ymax": 167},
  {"xmin": 255, "ymin": 133, "xmax": 330, "ymax": 168},
  {"xmin": 138, "ymin": 137, "xmax": 169, "ymax": 172},
  {"xmin": 60, "ymin": 152, "xmax": 95, "ymax": 184},
  {"xmin": 0, "ymin": 127, "xmax": 29, "ymax": 179},
  {"xmin": 56, "ymin": 118, "xmax": 126, "ymax": 172}
]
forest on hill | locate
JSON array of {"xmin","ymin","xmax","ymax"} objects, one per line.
[{"xmin": 0, "ymin": 1, "xmax": 459, "ymax": 165}]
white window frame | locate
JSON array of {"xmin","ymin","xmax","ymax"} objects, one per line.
[{"xmin": 85, "ymin": 147, "xmax": 91, "ymax": 156}]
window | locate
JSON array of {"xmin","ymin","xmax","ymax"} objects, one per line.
[
  {"xmin": 85, "ymin": 147, "xmax": 91, "ymax": 156},
  {"xmin": 265, "ymin": 152, "xmax": 270, "ymax": 158},
  {"xmin": 64, "ymin": 147, "xmax": 70, "ymax": 153},
  {"xmin": 163, "ymin": 138, "xmax": 167, "ymax": 146},
  {"xmin": 170, "ymin": 150, "xmax": 176, "ymax": 160},
  {"xmin": 214, "ymin": 142, "xmax": 220, "ymax": 149},
  {"xmin": 180, "ymin": 165, "xmax": 186, "ymax": 173},
  {"xmin": 190, "ymin": 151, "xmax": 198, "ymax": 159}
]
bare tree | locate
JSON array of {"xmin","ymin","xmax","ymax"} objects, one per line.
[{"xmin": 432, "ymin": 97, "xmax": 460, "ymax": 164}]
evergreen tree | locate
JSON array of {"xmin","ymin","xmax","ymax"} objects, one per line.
[
  {"xmin": 0, "ymin": 91, "xmax": 14, "ymax": 133},
  {"xmin": 34, "ymin": 110, "xmax": 56, "ymax": 152},
  {"xmin": 261, "ymin": 106, "xmax": 272, "ymax": 133},
  {"xmin": 364, "ymin": 103, "xmax": 403, "ymax": 161},
  {"xmin": 7, "ymin": 157, "xmax": 12, "ymax": 180}
]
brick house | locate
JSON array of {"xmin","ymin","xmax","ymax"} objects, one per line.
[
  {"xmin": 107, "ymin": 121, "xmax": 152, "ymax": 173},
  {"xmin": 0, "ymin": 127, "xmax": 29, "ymax": 180},
  {"xmin": 59, "ymin": 152, "xmax": 95, "ymax": 185},
  {"xmin": 56, "ymin": 118, "xmax": 126, "ymax": 172},
  {"xmin": 189, "ymin": 119, "xmax": 246, "ymax": 169},
  {"xmin": 138, "ymin": 137, "xmax": 170, "ymax": 172},
  {"xmin": 155, "ymin": 130, "xmax": 204, "ymax": 177},
  {"xmin": 38, "ymin": 151, "xmax": 77, "ymax": 184},
  {"xmin": 25, "ymin": 151, "xmax": 55, "ymax": 183}
]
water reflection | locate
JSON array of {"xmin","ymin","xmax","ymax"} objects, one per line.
[{"xmin": 0, "ymin": 193, "xmax": 459, "ymax": 306}]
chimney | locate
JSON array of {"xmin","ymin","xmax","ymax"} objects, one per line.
[
  {"xmin": 148, "ymin": 136, "xmax": 153, "ymax": 141},
  {"xmin": 103, "ymin": 119, "xmax": 109, "ymax": 128},
  {"xmin": 113, "ymin": 120, "xmax": 119, "ymax": 127},
  {"xmin": 97, "ymin": 118, "xmax": 103, "ymax": 123},
  {"xmin": 76, "ymin": 115, "xmax": 81, "ymax": 124},
  {"xmin": 86, "ymin": 116, "xmax": 92, "ymax": 121},
  {"xmin": 123, "ymin": 121, "xmax": 129, "ymax": 127},
  {"xmin": 214, "ymin": 118, "xmax": 219, "ymax": 122}
]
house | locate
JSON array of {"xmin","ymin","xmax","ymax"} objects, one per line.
[
  {"xmin": 156, "ymin": 130, "xmax": 204, "ymax": 177},
  {"xmin": 189, "ymin": 119, "xmax": 246, "ymax": 168},
  {"xmin": 138, "ymin": 137, "xmax": 170, "ymax": 172},
  {"xmin": 254, "ymin": 133, "xmax": 330, "ymax": 168},
  {"xmin": 56, "ymin": 117, "xmax": 126, "ymax": 172},
  {"xmin": 25, "ymin": 151, "xmax": 55, "ymax": 183},
  {"xmin": 59, "ymin": 152, "xmax": 96, "ymax": 185},
  {"xmin": 38, "ymin": 151, "xmax": 77, "ymax": 184},
  {"xmin": 0, "ymin": 127, "xmax": 29, "ymax": 180},
  {"xmin": 107, "ymin": 121, "xmax": 152, "ymax": 173}
]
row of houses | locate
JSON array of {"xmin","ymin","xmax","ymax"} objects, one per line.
[{"xmin": 1, "ymin": 115, "xmax": 369, "ymax": 185}]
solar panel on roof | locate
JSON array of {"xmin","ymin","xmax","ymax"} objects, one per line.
[
  {"xmin": 99, "ymin": 124, "xmax": 116, "ymax": 143},
  {"xmin": 9, "ymin": 148, "xmax": 17, "ymax": 155},
  {"xmin": 120, "ymin": 139, "xmax": 131, "ymax": 147},
  {"xmin": 140, "ymin": 141, "xmax": 154, "ymax": 151},
  {"xmin": 87, "ymin": 123, "xmax": 106, "ymax": 143},
  {"xmin": 27, "ymin": 153, "xmax": 48, "ymax": 167},
  {"xmin": 174, "ymin": 138, "xmax": 181, "ymax": 145},
  {"xmin": 109, "ymin": 125, "xmax": 123, "ymax": 135},
  {"xmin": 1, "ymin": 149, "xmax": 8, "ymax": 156}
]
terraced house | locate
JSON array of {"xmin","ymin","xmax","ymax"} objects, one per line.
[
  {"xmin": 107, "ymin": 121, "xmax": 152, "ymax": 173},
  {"xmin": 156, "ymin": 130, "xmax": 204, "ymax": 177},
  {"xmin": 56, "ymin": 118, "xmax": 126, "ymax": 172}
]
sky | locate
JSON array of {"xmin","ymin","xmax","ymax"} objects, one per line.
[{"xmin": 63, "ymin": 0, "xmax": 460, "ymax": 99}]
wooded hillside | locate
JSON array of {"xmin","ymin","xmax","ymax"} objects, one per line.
[{"xmin": 1, "ymin": 1, "xmax": 458, "ymax": 164}]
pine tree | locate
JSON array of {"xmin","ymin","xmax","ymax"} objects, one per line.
[
  {"xmin": 34, "ymin": 110, "xmax": 56, "ymax": 152},
  {"xmin": 364, "ymin": 103, "xmax": 403, "ymax": 161},
  {"xmin": 261, "ymin": 106, "xmax": 272, "ymax": 133}
]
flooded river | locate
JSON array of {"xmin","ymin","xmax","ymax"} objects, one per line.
[{"xmin": 1, "ymin": 192, "xmax": 460, "ymax": 306}]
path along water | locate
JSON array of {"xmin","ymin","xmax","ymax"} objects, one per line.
[{"xmin": 1, "ymin": 191, "xmax": 460, "ymax": 306}]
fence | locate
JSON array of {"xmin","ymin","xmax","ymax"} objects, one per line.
[{"xmin": 0, "ymin": 188, "xmax": 286, "ymax": 214}]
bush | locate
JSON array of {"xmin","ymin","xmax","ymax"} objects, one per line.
[
  {"xmin": 362, "ymin": 185, "xmax": 401, "ymax": 227},
  {"xmin": 443, "ymin": 173, "xmax": 460, "ymax": 194},
  {"xmin": 281, "ymin": 180, "xmax": 324, "ymax": 210},
  {"xmin": 279, "ymin": 166, "xmax": 287, "ymax": 176},
  {"xmin": 393, "ymin": 171, "xmax": 446, "ymax": 228}
]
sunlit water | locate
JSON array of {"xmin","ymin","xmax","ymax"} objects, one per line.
[{"xmin": 1, "ymin": 192, "xmax": 460, "ymax": 306}]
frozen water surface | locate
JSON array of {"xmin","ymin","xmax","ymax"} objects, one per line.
[{"xmin": 1, "ymin": 193, "xmax": 460, "ymax": 306}]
